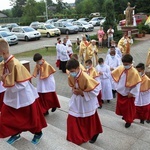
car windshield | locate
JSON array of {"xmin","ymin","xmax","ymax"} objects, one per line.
[
  {"xmin": 0, "ymin": 32, "xmax": 13, "ymax": 37},
  {"xmin": 63, "ymin": 22, "xmax": 73, "ymax": 26},
  {"xmin": 81, "ymin": 21, "xmax": 88, "ymax": 25},
  {"xmin": 23, "ymin": 27, "xmax": 35, "ymax": 32},
  {"xmin": 45, "ymin": 24, "xmax": 55, "ymax": 29},
  {"xmin": 91, "ymin": 18, "xmax": 97, "ymax": 21}
]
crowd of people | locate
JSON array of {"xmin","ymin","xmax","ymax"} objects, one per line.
[
  {"xmin": 0, "ymin": 28, "xmax": 149, "ymax": 147},
  {"xmin": 55, "ymin": 32, "xmax": 150, "ymax": 144}
]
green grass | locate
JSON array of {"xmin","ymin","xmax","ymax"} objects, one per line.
[{"xmin": 14, "ymin": 47, "xmax": 56, "ymax": 58}]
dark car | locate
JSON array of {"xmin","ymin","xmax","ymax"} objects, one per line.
[{"xmin": 54, "ymin": 22, "xmax": 79, "ymax": 34}]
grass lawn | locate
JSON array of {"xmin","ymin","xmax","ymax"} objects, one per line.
[{"xmin": 14, "ymin": 40, "xmax": 140, "ymax": 58}]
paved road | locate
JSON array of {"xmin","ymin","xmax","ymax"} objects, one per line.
[{"xmin": 10, "ymin": 26, "xmax": 100, "ymax": 54}]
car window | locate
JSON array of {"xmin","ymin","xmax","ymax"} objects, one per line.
[
  {"xmin": 23, "ymin": 27, "xmax": 35, "ymax": 32},
  {"xmin": 0, "ymin": 32, "xmax": 13, "ymax": 37},
  {"xmin": 12, "ymin": 28, "xmax": 19, "ymax": 32},
  {"xmin": 45, "ymin": 24, "xmax": 55, "ymax": 29}
]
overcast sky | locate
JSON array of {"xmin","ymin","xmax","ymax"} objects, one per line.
[{"xmin": 0, "ymin": 0, "xmax": 75, "ymax": 11}]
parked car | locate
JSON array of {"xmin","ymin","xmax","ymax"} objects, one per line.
[
  {"xmin": 57, "ymin": 19, "xmax": 68, "ymax": 22},
  {"xmin": 45, "ymin": 19, "xmax": 58, "ymax": 25},
  {"xmin": 77, "ymin": 18, "xmax": 90, "ymax": 22},
  {"xmin": 11, "ymin": 26, "xmax": 41, "ymax": 41},
  {"xmin": 89, "ymin": 12, "xmax": 100, "ymax": 18},
  {"xmin": 0, "ymin": 31, "xmax": 18, "ymax": 45},
  {"xmin": 1, "ymin": 23, "xmax": 19, "ymax": 31},
  {"xmin": 119, "ymin": 13, "xmax": 147, "ymax": 26},
  {"xmin": 67, "ymin": 19, "xmax": 77, "ymax": 23},
  {"xmin": 73, "ymin": 21, "xmax": 94, "ymax": 32},
  {"xmin": 100, "ymin": 17, "xmax": 106, "ymax": 26},
  {"xmin": 54, "ymin": 22, "xmax": 78, "ymax": 34},
  {"xmin": 30, "ymin": 21, "xmax": 41, "ymax": 30},
  {"xmin": 89, "ymin": 17, "xmax": 104, "ymax": 26},
  {"xmin": 37, "ymin": 23, "xmax": 61, "ymax": 38},
  {"xmin": 0, "ymin": 27, "xmax": 10, "ymax": 32}
]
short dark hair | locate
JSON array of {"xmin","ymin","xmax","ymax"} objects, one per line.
[
  {"xmin": 136, "ymin": 63, "xmax": 145, "ymax": 70},
  {"xmin": 98, "ymin": 58, "xmax": 104, "ymax": 63},
  {"xmin": 33, "ymin": 53, "xmax": 42, "ymax": 62},
  {"xmin": 122, "ymin": 54, "xmax": 133, "ymax": 63},
  {"xmin": 66, "ymin": 58, "xmax": 79, "ymax": 70},
  {"xmin": 71, "ymin": 54, "xmax": 78, "ymax": 60},
  {"xmin": 85, "ymin": 59, "xmax": 92, "ymax": 64},
  {"xmin": 110, "ymin": 46, "xmax": 115, "ymax": 49}
]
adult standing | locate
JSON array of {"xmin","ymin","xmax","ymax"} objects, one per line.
[
  {"xmin": 59, "ymin": 38, "xmax": 70, "ymax": 73},
  {"xmin": 66, "ymin": 35, "xmax": 73, "ymax": 57},
  {"xmin": 86, "ymin": 40, "xmax": 98, "ymax": 67},
  {"xmin": 97, "ymin": 27, "xmax": 105, "ymax": 47},
  {"xmin": 79, "ymin": 35, "xmax": 90, "ymax": 65},
  {"xmin": 107, "ymin": 26, "xmax": 114, "ymax": 48}
]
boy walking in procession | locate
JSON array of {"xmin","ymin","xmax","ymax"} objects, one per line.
[
  {"xmin": 66, "ymin": 58, "xmax": 103, "ymax": 145},
  {"xmin": 0, "ymin": 39, "xmax": 47, "ymax": 145},
  {"xmin": 111, "ymin": 54, "xmax": 141, "ymax": 128},
  {"xmin": 33, "ymin": 53, "xmax": 60, "ymax": 116}
]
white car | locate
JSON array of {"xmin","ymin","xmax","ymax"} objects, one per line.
[
  {"xmin": 73, "ymin": 21, "xmax": 94, "ymax": 32},
  {"xmin": 100, "ymin": 17, "xmax": 106, "ymax": 26},
  {"xmin": 89, "ymin": 17, "xmax": 104, "ymax": 26},
  {"xmin": 11, "ymin": 26, "xmax": 41, "ymax": 41},
  {"xmin": 0, "ymin": 31, "xmax": 18, "ymax": 45}
]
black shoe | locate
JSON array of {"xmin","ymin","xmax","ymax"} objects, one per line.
[
  {"xmin": 112, "ymin": 90, "xmax": 116, "ymax": 98},
  {"xmin": 89, "ymin": 134, "xmax": 99, "ymax": 144},
  {"xmin": 107, "ymin": 100, "xmax": 110, "ymax": 103},
  {"xmin": 140, "ymin": 120, "xmax": 144, "ymax": 124},
  {"xmin": 146, "ymin": 120, "xmax": 150, "ymax": 123},
  {"xmin": 125, "ymin": 123, "xmax": 131, "ymax": 128},
  {"xmin": 44, "ymin": 111, "xmax": 49, "ymax": 116},
  {"xmin": 51, "ymin": 108, "xmax": 57, "ymax": 112},
  {"xmin": 122, "ymin": 117, "xmax": 124, "ymax": 120},
  {"xmin": 98, "ymin": 105, "xmax": 102, "ymax": 109},
  {"xmin": 102, "ymin": 100, "xmax": 104, "ymax": 104}
]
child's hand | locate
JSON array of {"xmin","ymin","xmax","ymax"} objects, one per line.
[
  {"xmin": 128, "ymin": 93, "xmax": 134, "ymax": 98},
  {"xmin": 73, "ymin": 88, "xmax": 83, "ymax": 96},
  {"xmin": 99, "ymin": 72, "xmax": 103, "ymax": 75},
  {"xmin": 1, "ymin": 73, "xmax": 9, "ymax": 81}
]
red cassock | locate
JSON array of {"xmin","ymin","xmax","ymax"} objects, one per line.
[
  {"xmin": 0, "ymin": 92, "xmax": 5, "ymax": 112},
  {"xmin": 97, "ymin": 91, "xmax": 102, "ymax": 107},
  {"xmin": 148, "ymin": 104, "xmax": 150, "ymax": 120},
  {"xmin": 67, "ymin": 111, "xmax": 103, "ymax": 145},
  {"xmin": 116, "ymin": 93, "xmax": 136, "ymax": 123},
  {"xmin": 38, "ymin": 92, "xmax": 60, "ymax": 114},
  {"xmin": 0, "ymin": 98, "xmax": 47, "ymax": 138},
  {"xmin": 135, "ymin": 105, "xmax": 149, "ymax": 120}
]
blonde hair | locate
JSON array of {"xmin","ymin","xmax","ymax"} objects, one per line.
[{"xmin": 0, "ymin": 39, "xmax": 9, "ymax": 52}]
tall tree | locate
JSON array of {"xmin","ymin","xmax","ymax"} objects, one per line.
[
  {"xmin": 103, "ymin": 0, "xmax": 116, "ymax": 32},
  {"xmin": 22, "ymin": 0, "xmax": 38, "ymax": 24},
  {"xmin": 10, "ymin": 0, "xmax": 27, "ymax": 17}
]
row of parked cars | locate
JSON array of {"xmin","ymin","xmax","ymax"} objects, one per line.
[{"xmin": 0, "ymin": 17, "xmax": 106, "ymax": 46}]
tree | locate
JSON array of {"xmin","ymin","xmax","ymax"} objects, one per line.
[
  {"xmin": 103, "ymin": 0, "xmax": 117, "ymax": 32},
  {"xmin": 21, "ymin": 0, "xmax": 38, "ymax": 24},
  {"xmin": 10, "ymin": 0, "xmax": 27, "ymax": 17}
]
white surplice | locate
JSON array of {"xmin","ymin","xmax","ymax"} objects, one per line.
[
  {"xmin": 95, "ymin": 64, "xmax": 113, "ymax": 100},
  {"xmin": 0, "ymin": 81, "xmax": 6, "ymax": 93},
  {"xmin": 69, "ymin": 71, "xmax": 100, "ymax": 118},
  {"xmin": 56, "ymin": 43, "xmax": 62, "ymax": 60},
  {"xmin": 59, "ymin": 43, "xmax": 70, "ymax": 61},
  {"xmin": 36, "ymin": 74, "xmax": 55, "ymax": 93},
  {"xmin": 113, "ymin": 72, "xmax": 141, "ymax": 97},
  {"xmin": 66, "ymin": 39, "xmax": 73, "ymax": 55}
]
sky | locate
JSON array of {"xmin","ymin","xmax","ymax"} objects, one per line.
[{"xmin": 0, "ymin": 0, "xmax": 75, "ymax": 11}]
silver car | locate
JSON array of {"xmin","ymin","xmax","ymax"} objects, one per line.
[
  {"xmin": 11, "ymin": 26, "xmax": 41, "ymax": 41},
  {"xmin": 73, "ymin": 21, "xmax": 94, "ymax": 32},
  {"xmin": 0, "ymin": 31, "xmax": 18, "ymax": 45},
  {"xmin": 54, "ymin": 22, "xmax": 78, "ymax": 34}
]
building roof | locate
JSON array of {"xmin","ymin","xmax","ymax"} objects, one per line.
[{"xmin": 0, "ymin": 12, "xmax": 7, "ymax": 18}]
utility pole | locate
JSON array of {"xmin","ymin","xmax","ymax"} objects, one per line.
[{"xmin": 45, "ymin": 0, "xmax": 48, "ymax": 20}]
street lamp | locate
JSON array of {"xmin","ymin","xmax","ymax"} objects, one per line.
[{"xmin": 45, "ymin": 0, "xmax": 48, "ymax": 20}]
